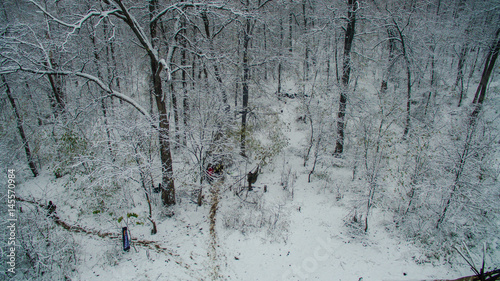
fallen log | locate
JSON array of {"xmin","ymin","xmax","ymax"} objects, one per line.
[{"xmin": 16, "ymin": 196, "xmax": 176, "ymax": 256}]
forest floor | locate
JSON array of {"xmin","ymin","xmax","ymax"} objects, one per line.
[{"xmin": 17, "ymin": 97, "xmax": 473, "ymax": 281}]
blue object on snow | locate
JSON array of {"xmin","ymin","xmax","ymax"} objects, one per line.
[{"xmin": 122, "ymin": 227, "xmax": 130, "ymax": 251}]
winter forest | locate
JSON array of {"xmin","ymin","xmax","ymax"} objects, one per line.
[{"xmin": 1, "ymin": 0, "xmax": 499, "ymax": 280}]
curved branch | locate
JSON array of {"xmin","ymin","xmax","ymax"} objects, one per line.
[
  {"xmin": 75, "ymin": 72, "xmax": 153, "ymax": 121},
  {"xmin": 16, "ymin": 67, "xmax": 153, "ymax": 124},
  {"xmin": 112, "ymin": 0, "xmax": 157, "ymax": 61}
]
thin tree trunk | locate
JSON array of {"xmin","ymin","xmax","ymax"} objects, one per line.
[
  {"xmin": 436, "ymin": 123, "xmax": 473, "ymax": 228},
  {"xmin": 277, "ymin": 17, "xmax": 283, "ymax": 95},
  {"xmin": 241, "ymin": 18, "xmax": 251, "ymax": 156},
  {"xmin": 90, "ymin": 28, "xmax": 115, "ymax": 161},
  {"xmin": 381, "ymin": 27, "xmax": 397, "ymax": 94},
  {"xmin": 393, "ymin": 19, "xmax": 412, "ymax": 139},
  {"xmin": 365, "ymin": 181, "xmax": 376, "ymax": 232},
  {"xmin": 103, "ymin": 14, "xmax": 121, "ymax": 95},
  {"xmin": 170, "ymin": 71, "xmax": 180, "ymax": 148},
  {"xmin": 181, "ymin": 22, "xmax": 189, "ymax": 136},
  {"xmin": 201, "ymin": 11, "xmax": 228, "ymax": 111},
  {"xmin": 326, "ymin": 43, "xmax": 331, "ymax": 88},
  {"xmin": 46, "ymin": 68, "xmax": 65, "ymax": 116},
  {"xmin": 277, "ymin": 62, "xmax": 282, "ymax": 95},
  {"xmin": 335, "ymin": 30, "xmax": 340, "ymax": 85},
  {"xmin": 456, "ymin": 44, "xmax": 468, "ymax": 107},
  {"xmin": 289, "ymin": 12, "xmax": 293, "ymax": 53},
  {"xmin": 235, "ymin": 30, "xmax": 240, "ymax": 113},
  {"xmin": 3, "ymin": 75, "xmax": 39, "ymax": 177},
  {"xmin": 134, "ymin": 145, "xmax": 157, "ymax": 235},
  {"xmin": 263, "ymin": 23, "xmax": 268, "ymax": 80},
  {"xmin": 41, "ymin": 2, "xmax": 66, "ymax": 116},
  {"xmin": 302, "ymin": 0, "xmax": 309, "ymax": 88},
  {"xmin": 403, "ymin": 59, "xmax": 411, "ymax": 138},
  {"xmin": 424, "ymin": 44, "xmax": 436, "ymax": 116}
]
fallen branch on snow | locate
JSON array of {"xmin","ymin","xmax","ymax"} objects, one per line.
[{"xmin": 15, "ymin": 196, "xmax": 177, "ymax": 256}]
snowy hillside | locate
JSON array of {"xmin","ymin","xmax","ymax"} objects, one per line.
[{"xmin": 9, "ymin": 97, "xmax": 482, "ymax": 280}]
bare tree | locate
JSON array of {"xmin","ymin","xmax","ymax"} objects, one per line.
[
  {"xmin": 334, "ymin": 0, "xmax": 357, "ymax": 156},
  {"xmin": 470, "ymin": 27, "xmax": 500, "ymax": 122},
  {"xmin": 2, "ymin": 75, "xmax": 39, "ymax": 177}
]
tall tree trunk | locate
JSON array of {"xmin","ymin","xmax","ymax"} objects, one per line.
[
  {"xmin": 424, "ymin": 43, "xmax": 436, "ymax": 116},
  {"xmin": 181, "ymin": 19, "xmax": 189, "ymax": 137},
  {"xmin": 471, "ymin": 28, "xmax": 500, "ymax": 122},
  {"xmin": 3, "ymin": 75, "xmax": 39, "ymax": 177},
  {"xmin": 402, "ymin": 56, "xmax": 411, "ymax": 138},
  {"xmin": 277, "ymin": 17, "xmax": 283, "ymax": 95},
  {"xmin": 326, "ymin": 35, "xmax": 331, "ymax": 88},
  {"xmin": 456, "ymin": 43, "xmax": 468, "ymax": 107},
  {"xmin": 241, "ymin": 18, "xmax": 251, "ymax": 156},
  {"xmin": 380, "ymin": 27, "xmax": 397, "ymax": 94},
  {"xmin": 393, "ymin": 19, "xmax": 412, "ymax": 139},
  {"xmin": 101, "ymin": 5, "xmax": 121, "ymax": 95},
  {"xmin": 436, "ymin": 120, "xmax": 474, "ymax": 228},
  {"xmin": 235, "ymin": 30, "xmax": 240, "ymax": 113},
  {"xmin": 263, "ymin": 23, "xmax": 268, "ymax": 80},
  {"xmin": 148, "ymin": 0, "xmax": 175, "ymax": 206},
  {"xmin": 302, "ymin": 0, "xmax": 309, "ymax": 88},
  {"xmin": 170, "ymin": 71, "xmax": 180, "ymax": 148},
  {"xmin": 288, "ymin": 12, "xmax": 293, "ymax": 53},
  {"xmin": 335, "ymin": 29, "xmax": 340, "ymax": 85},
  {"xmin": 43, "ymin": 52, "xmax": 66, "ymax": 117},
  {"xmin": 40, "ymin": 1, "xmax": 66, "ymax": 117},
  {"xmin": 334, "ymin": 0, "xmax": 357, "ymax": 156},
  {"xmin": 201, "ymin": 10, "xmax": 228, "ymax": 111},
  {"xmin": 90, "ymin": 28, "xmax": 115, "ymax": 161},
  {"xmin": 108, "ymin": 35, "xmax": 121, "ymax": 93}
]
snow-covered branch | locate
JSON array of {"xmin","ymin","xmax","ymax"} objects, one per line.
[
  {"xmin": 14, "ymin": 67, "xmax": 152, "ymax": 121},
  {"xmin": 29, "ymin": 0, "xmax": 119, "ymax": 35},
  {"xmin": 112, "ymin": 0, "xmax": 157, "ymax": 60},
  {"xmin": 74, "ymin": 72, "xmax": 153, "ymax": 121}
]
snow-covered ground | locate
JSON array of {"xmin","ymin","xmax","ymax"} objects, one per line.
[{"xmin": 17, "ymin": 98, "xmax": 473, "ymax": 281}]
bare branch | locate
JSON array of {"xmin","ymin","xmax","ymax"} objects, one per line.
[
  {"xmin": 15, "ymin": 67, "xmax": 152, "ymax": 121},
  {"xmin": 29, "ymin": 0, "xmax": 118, "ymax": 35}
]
